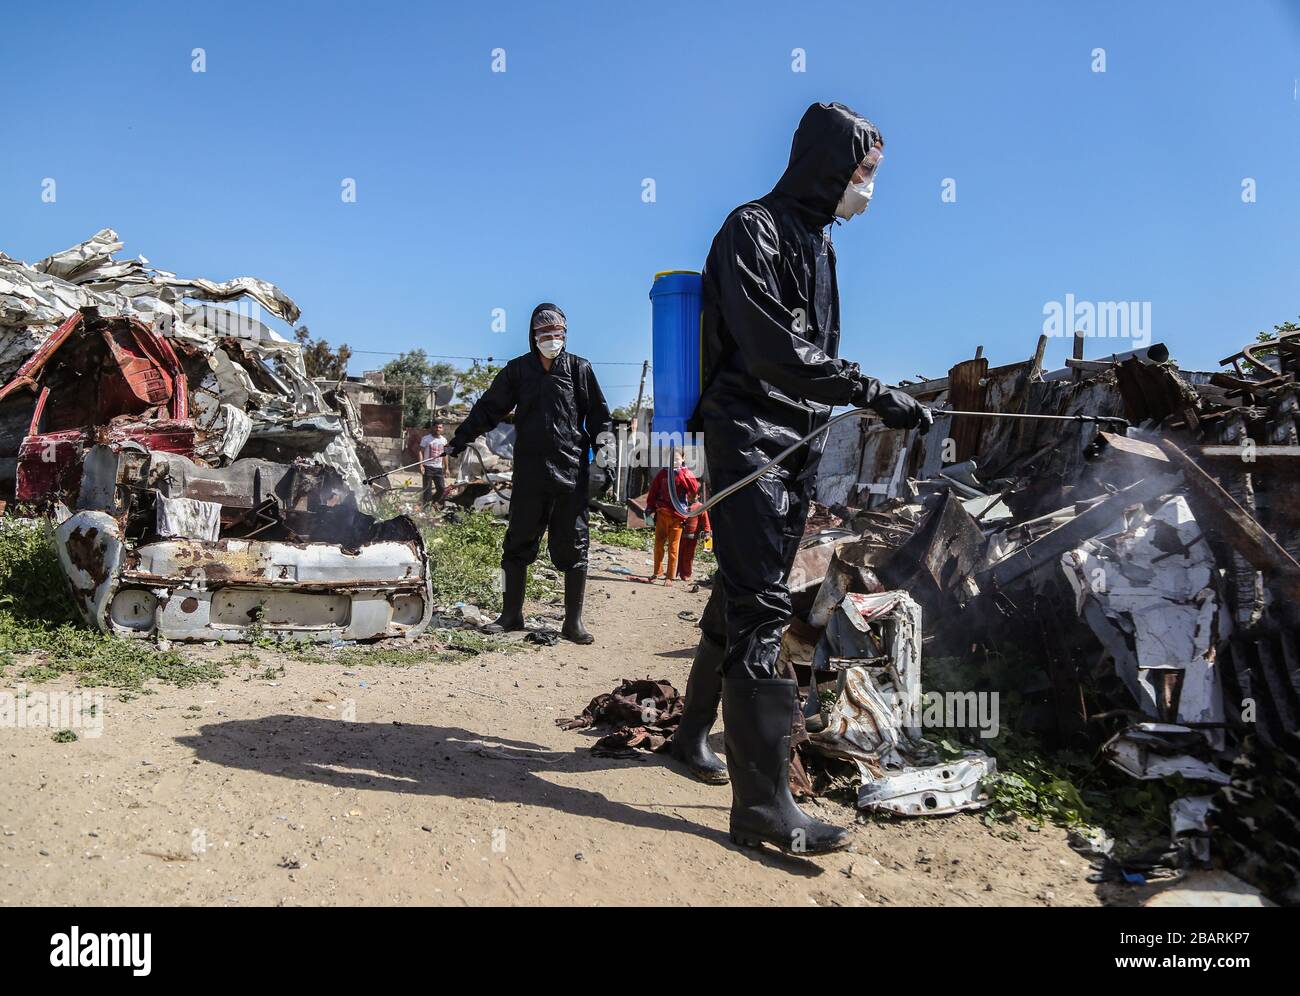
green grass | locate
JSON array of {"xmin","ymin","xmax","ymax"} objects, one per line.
[
  {"xmin": 0, "ymin": 518, "xmax": 227, "ymax": 690},
  {"xmin": 591, "ymin": 525, "xmax": 651, "ymax": 551},
  {"xmin": 416, "ymin": 510, "xmax": 557, "ymax": 611},
  {"xmin": 0, "ymin": 614, "xmax": 227, "ymax": 689},
  {"xmin": 972, "ymin": 730, "xmax": 1190, "ymax": 852},
  {"xmin": 0, "ymin": 517, "xmax": 80, "ymax": 625}
]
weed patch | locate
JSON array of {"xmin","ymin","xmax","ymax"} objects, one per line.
[{"xmin": 0, "ymin": 519, "xmax": 224, "ymax": 690}]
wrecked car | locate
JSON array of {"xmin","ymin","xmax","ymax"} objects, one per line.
[
  {"xmin": 0, "ymin": 233, "xmax": 432, "ymax": 643},
  {"xmin": 53, "ymin": 447, "xmax": 432, "ymax": 642},
  {"xmin": 0, "ymin": 308, "xmax": 195, "ymax": 505}
]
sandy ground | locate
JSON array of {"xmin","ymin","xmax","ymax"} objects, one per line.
[{"xmin": 0, "ymin": 543, "xmax": 1112, "ymax": 907}]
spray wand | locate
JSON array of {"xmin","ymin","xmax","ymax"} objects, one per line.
[
  {"xmin": 364, "ymin": 446, "xmax": 488, "ymax": 488},
  {"xmin": 663, "ymin": 406, "xmax": 1129, "ymax": 518}
]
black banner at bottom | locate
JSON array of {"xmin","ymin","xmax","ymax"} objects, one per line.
[{"xmin": 0, "ymin": 907, "xmax": 1284, "ymax": 981}]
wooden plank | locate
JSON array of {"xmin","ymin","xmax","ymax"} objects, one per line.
[
  {"xmin": 1193, "ymin": 444, "xmax": 1300, "ymax": 472},
  {"xmin": 1097, "ymin": 431, "xmax": 1169, "ymax": 465},
  {"xmin": 947, "ymin": 356, "xmax": 989, "ymax": 463}
]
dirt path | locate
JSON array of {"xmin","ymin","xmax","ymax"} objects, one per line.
[{"xmin": 0, "ymin": 545, "xmax": 1105, "ymax": 906}]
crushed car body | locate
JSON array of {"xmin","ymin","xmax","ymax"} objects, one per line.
[
  {"xmin": 54, "ymin": 506, "xmax": 430, "ymax": 643},
  {"xmin": 50, "ymin": 443, "xmax": 431, "ymax": 641},
  {"xmin": 0, "ymin": 309, "xmax": 194, "ymax": 504},
  {"xmin": 0, "ymin": 232, "xmax": 431, "ymax": 642}
]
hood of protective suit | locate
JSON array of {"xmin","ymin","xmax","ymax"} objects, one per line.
[
  {"xmin": 529, "ymin": 301, "xmax": 566, "ymax": 358},
  {"xmin": 772, "ymin": 102, "xmax": 883, "ymax": 228}
]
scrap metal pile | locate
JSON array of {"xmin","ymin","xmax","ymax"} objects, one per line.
[
  {"xmin": 781, "ymin": 333, "xmax": 1299, "ymax": 902},
  {"xmin": 450, "ymin": 422, "xmax": 516, "ymax": 516},
  {"xmin": 0, "ymin": 231, "xmax": 432, "ymax": 642}
]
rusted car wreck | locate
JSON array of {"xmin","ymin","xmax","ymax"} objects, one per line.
[{"xmin": 0, "ymin": 232, "xmax": 432, "ymax": 642}]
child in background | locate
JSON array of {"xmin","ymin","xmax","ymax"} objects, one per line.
[
  {"xmin": 645, "ymin": 463, "xmax": 699, "ymax": 585},
  {"xmin": 419, "ymin": 419, "xmax": 448, "ymax": 506},
  {"xmin": 676, "ymin": 498, "xmax": 710, "ymax": 581}
]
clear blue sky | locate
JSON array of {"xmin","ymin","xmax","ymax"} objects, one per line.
[{"xmin": 2, "ymin": 1, "xmax": 1298, "ymax": 408}]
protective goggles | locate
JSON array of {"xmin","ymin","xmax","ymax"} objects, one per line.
[
  {"xmin": 851, "ymin": 146, "xmax": 883, "ymax": 185},
  {"xmin": 533, "ymin": 323, "xmax": 566, "ymax": 343}
]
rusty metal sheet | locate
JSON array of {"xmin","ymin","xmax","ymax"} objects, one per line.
[
  {"xmin": 1113, "ymin": 356, "xmax": 1201, "ymax": 427},
  {"xmin": 880, "ymin": 492, "xmax": 985, "ymax": 602},
  {"xmin": 789, "ymin": 529, "xmax": 856, "ymax": 593},
  {"xmin": 53, "ymin": 511, "xmax": 126, "ymax": 624},
  {"xmin": 358, "ymin": 403, "xmax": 402, "ymax": 439}
]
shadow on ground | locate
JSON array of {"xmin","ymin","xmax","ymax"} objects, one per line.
[
  {"xmin": 178, "ymin": 716, "xmax": 719, "ymax": 841},
  {"xmin": 177, "ymin": 715, "xmax": 825, "ymax": 876}
]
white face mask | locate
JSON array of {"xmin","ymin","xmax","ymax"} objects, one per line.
[
  {"xmin": 835, "ymin": 178, "xmax": 874, "ymax": 220},
  {"xmin": 834, "ymin": 146, "xmax": 882, "ymax": 220},
  {"xmin": 537, "ymin": 336, "xmax": 565, "ymax": 359}
]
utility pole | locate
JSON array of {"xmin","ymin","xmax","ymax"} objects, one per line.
[{"xmin": 619, "ymin": 359, "xmax": 650, "ymax": 502}]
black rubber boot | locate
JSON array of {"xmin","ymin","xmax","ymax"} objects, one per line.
[
  {"xmin": 723, "ymin": 678, "xmax": 850, "ymax": 855},
  {"xmin": 484, "ymin": 564, "xmax": 527, "ymax": 633},
  {"xmin": 560, "ymin": 568, "xmax": 594, "ymax": 644},
  {"xmin": 667, "ymin": 636, "xmax": 729, "ymax": 784}
]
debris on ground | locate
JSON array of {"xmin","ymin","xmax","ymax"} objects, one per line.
[
  {"xmin": 777, "ymin": 331, "xmax": 1300, "ymax": 904},
  {"xmin": 557, "ymin": 678, "xmax": 683, "ymax": 756},
  {"xmin": 3, "ymin": 231, "xmax": 1296, "ymax": 903},
  {"xmin": 805, "ymin": 590, "xmax": 996, "ymax": 817}
]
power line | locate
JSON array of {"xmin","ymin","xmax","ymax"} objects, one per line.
[
  {"xmin": 346, "ymin": 347, "xmax": 645, "ymax": 366},
  {"xmin": 348, "ymin": 350, "xmax": 486, "ymax": 360}
]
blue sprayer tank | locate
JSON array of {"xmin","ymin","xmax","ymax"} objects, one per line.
[{"xmin": 649, "ymin": 270, "xmax": 703, "ymax": 439}]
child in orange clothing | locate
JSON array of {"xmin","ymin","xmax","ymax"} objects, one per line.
[{"xmin": 645, "ymin": 464, "xmax": 699, "ymax": 584}]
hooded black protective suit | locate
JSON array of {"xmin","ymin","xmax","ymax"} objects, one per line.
[
  {"xmin": 693, "ymin": 102, "xmax": 884, "ymax": 680},
  {"xmin": 450, "ymin": 303, "xmax": 613, "ymax": 572}
]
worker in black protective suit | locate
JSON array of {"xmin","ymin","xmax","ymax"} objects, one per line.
[
  {"xmin": 666, "ymin": 103, "xmax": 931, "ymax": 854},
  {"xmin": 447, "ymin": 303, "xmax": 613, "ymax": 645}
]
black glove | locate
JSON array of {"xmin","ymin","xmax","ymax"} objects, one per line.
[
  {"xmin": 852, "ymin": 376, "xmax": 931, "ymax": 434},
  {"xmin": 447, "ymin": 440, "xmax": 467, "ymax": 458},
  {"xmin": 849, "ymin": 374, "xmax": 878, "ymax": 410},
  {"xmin": 874, "ymin": 390, "xmax": 931, "ymax": 433}
]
